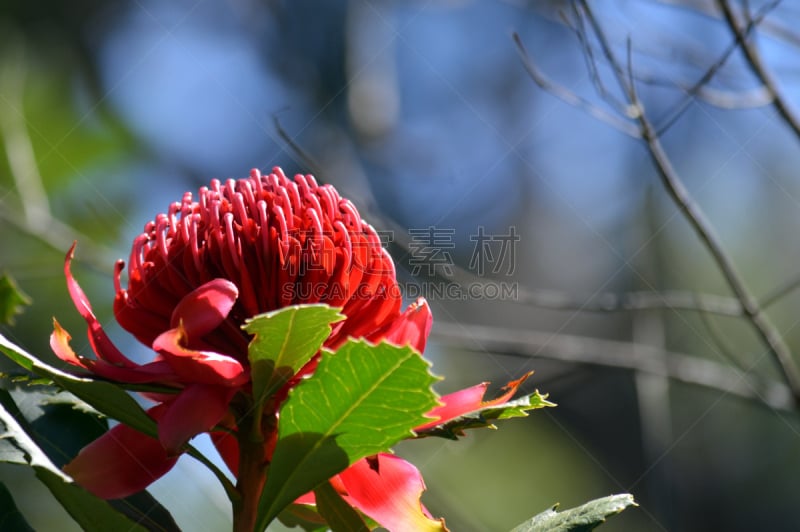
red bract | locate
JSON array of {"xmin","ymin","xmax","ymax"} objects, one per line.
[{"xmin": 52, "ymin": 167, "xmax": 520, "ymax": 531}]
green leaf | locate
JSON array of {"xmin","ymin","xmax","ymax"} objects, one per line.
[
  {"xmin": 257, "ymin": 340, "xmax": 440, "ymax": 529},
  {"xmin": 0, "ymin": 482, "xmax": 35, "ymax": 531},
  {"xmin": 0, "ymin": 333, "xmax": 157, "ymax": 439},
  {"xmin": 418, "ymin": 391, "xmax": 556, "ymax": 440},
  {"xmin": 109, "ymin": 491, "xmax": 182, "ymax": 532},
  {"xmin": 0, "ymin": 389, "xmax": 146, "ymax": 531},
  {"xmin": 0, "ymin": 335, "xmax": 212, "ymax": 529},
  {"xmin": 8, "ymin": 385, "xmax": 107, "ymax": 468},
  {"xmin": 314, "ymin": 481, "xmax": 369, "ymax": 532},
  {"xmin": 0, "ymin": 273, "xmax": 31, "ymax": 326},
  {"xmin": 5, "ymin": 385, "xmax": 180, "ymax": 531},
  {"xmin": 510, "ymin": 494, "xmax": 637, "ymax": 532},
  {"xmin": 278, "ymin": 504, "xmax": 329, "ymax": 532},
  {"xmin": 243, "ymin": 304, "xmax": 345, "ymax": 405}
]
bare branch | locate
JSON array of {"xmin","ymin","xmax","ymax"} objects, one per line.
[
  {"xmin": 511, "ymin": 32, "xmax": 642, "ymax": 138},
  {"xmin": 576, "ymin": 0, "xmax": 800, "ymax": 402},
  {"xmin": 652, "ymin": 0, "xmax": 800, "ymax": 48},
  {"xmin": 716, "ymin": 0, "xmax": 800, "ymax": 140},
  {"xmin": 654, "ymin": 0, "xmax": 778, "ymax": 135},
  {"xmin": 432, "ymin": 320, "xmax": 794, "ymax": 412},
  {"xmin": 272, "ymin": 116, "xmax": 756, "ymax": 318},
  {"xmin": 761, "ymin": 274, "xmax": 800, "ymax": 310},
  {"xmin": 564, "ymin": 4, "xmax": 639, "ymax": 119}
]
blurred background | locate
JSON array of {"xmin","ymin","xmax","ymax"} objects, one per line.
[{"xmin": 2, "ymin": 0, "xmax": 800, "ymax": 530}]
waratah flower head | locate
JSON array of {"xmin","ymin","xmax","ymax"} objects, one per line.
[{"xmin": 114, "ymin": 167, "xmax": 413, "ymax": 359}]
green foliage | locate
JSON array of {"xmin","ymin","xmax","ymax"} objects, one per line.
[
  {"xmin": 418, "ymin": 390, "xmax": 556, "ymax": 440},
  {"xmin": 0, "ymin": 339, "xmax": 186, "ymax": 531},
  {"xmin": 0, "ymin": 352, "xmax": 180, "ymax": 531},
  {"xmin": 243, "ymin": 304, "xmax": 345, "ymax": 406},
  {"xmin": 314, "ymin": 481, "xmax": 369, "ymax": 532},
  {"xmin": 0, "ymin": 388, "xmax": 147, "ymax": 531},
  {"xmin": 0, "ymin": 273, "xmax": 30, "ymax": 326},
  {"xmin": 257, "ymin": 339, "xmax": 440, "ymax": 528},
  {"xmin": 8, "ymin": 386, "xmax": 107, "ymax": 468},
  {"xmin": 0, "ymin": 333, "xmax": 158, "ymax": 438},
  {"xmin": 510, "ymin": 494, "xmax": 637, "ymax": 532},
  {"xmin": 0, "ymin": 482, "xmax": 34, "ymax": 531},
  {"xmin": 277, "ymin": 504, "xmax": 329, "ymax": 532},
  {"xmin": 108, "ymin": 491, "xmax": 181, "ymax": 532}
]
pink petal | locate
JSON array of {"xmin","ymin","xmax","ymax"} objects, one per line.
[
  {"xmin": 169, "ymin": 279, "xmax": 238, "ymax": 339},
  {"xmin": 64, "ymin": 242, "xmax": 138, "ymax": 368},
  {"xmin": 338, "ymin": 454, "xmax": 447, "ymax": 531},
  {"xmin": 416, "ymin": 372, "xmax": 532, "ymax": 431},
  {"xmin": 158, "ymin": 384, "xmax": 235, "ymax": 454},
  {"xmin": 377, "ymin": 298, "xmax": 432, "ymax": 353},
  {"xmin": 153, "ymin": 328, "xmax": 247, "ymax": 386},
  {"xmin": 63, "ymin": 406, "xmax": 178, "ymax": 499}
]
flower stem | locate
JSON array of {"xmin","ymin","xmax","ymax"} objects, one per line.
[
  {"xmin": 233, "ymin": 434, "xmax": 266, "ymax": 532},
  {"xmin": 232, "ymin": 407, "xmax": 277, "ymax": 532}
]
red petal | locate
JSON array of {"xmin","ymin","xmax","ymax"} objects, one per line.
[
  {"xmin": 63, "ymin": 406, "xmax": 178, "ymax": 499},
  {"xmin": 416, "ymin": 372, "xmax": 532, "ymax": 431},
  {"xmin": 153, "ymin": 328, "xmax": 247, "ymax": 386},
  {"xmin": 338, "ymin": 454, "xmax": 447, "ymax": 531},
  {"xmin": 169, "ymin": 279, "xmax": 238, "ymax": 339},
  {"xmin": 64, "ymin": 242, "xmax": 138, "ymax": 368},
  {"xmin": 158, "ymin": 384, "xmax": 235, "ymax": 454},
  {"xmin": 50, "ymin": 319, "xmax": 178, "ymax": 383},
  {"xmin": 114, "ymin": 295, "xmax": 171, "ymax": 348},
  {"xmin": 50, "ymin": 319, "xmax": 91, "ymax": 371},
  {"xmin": 85, "ymin": 359, "xmax": 178, "ymax": 384},
  {"xmin": 378, "ymin": 298, "xmax": 432, "ymax": 353}
]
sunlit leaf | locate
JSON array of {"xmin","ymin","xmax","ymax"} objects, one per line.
[
  {"xmin": 257, "ymin": 340, "xmax": 440, "ymax": 528},
  {"xmin": 510, "ymin": 494, "xmax": 637, "ymax": 532},
  {"xmin": 243, "ymin": 304, "xmax": 344, "ymax": 406},
  {"xmin": 277, "ymin": 504, "xmax": 329, "ymax": 532},
  {"xmin": 9, "ymin": 385, "xmax": 107, "ymax": 468},
  {"xmin": 0, "ymin": 333, "xmax": 157, "ymax": 438},
  {"xmin": 0, "ymin": 389, "xmax": 146, "ymax": 531},
  {"xmin": 417, "ymin": 391, "xmax": 556, "ymax": 440},
  {"xmin": 314, "ymin": 481, "xmax": 369, "ymax": 532},
  {"xmin": 109, "ymin": 491, "xmax": 181, "ymax": 532}
]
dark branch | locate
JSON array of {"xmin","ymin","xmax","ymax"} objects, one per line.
[
  {"xmin": 716, "ymin": 0, "xmax": 800, "ymax": 141},
  {"xmin": 574, "ymin": 0, "xmax": 800, "ymax": 402}
]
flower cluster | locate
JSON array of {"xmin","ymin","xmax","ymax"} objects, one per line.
[{"xmin": 51, "ymin": 168, "xmax": 526, "ymax": 530}]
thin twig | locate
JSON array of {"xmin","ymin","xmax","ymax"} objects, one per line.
[
  {"xmin": 652, "ymin": 0, "xmax": 800, "ymax": 48},
  {"xmin": 511, "ymin": 32, "xmax": 642, "ymax": 138},
  {"xmin": 716, "ymin": 0, "xmax": 800, "ymax": 140},
  {"xmin": 272, "ymin": 117, "xmax": 765, "ymax": 319},
  {"xmin": 433, "ymin": 321, "xmax": 794, "ymax": 411},
  {"xmin": 578, "ymin": 0, "xmax": 800, "ymax": 402},
  {"xmin": 564, "ymin": 4, "xmax": 639, "ymax": 119},
  {"xmin": 761, "ymin": 274, "xmax": 800, "ymax": 309},
  {"xmin": 654, "ymin": 0, "xmax": 778, "ymax": 135}
]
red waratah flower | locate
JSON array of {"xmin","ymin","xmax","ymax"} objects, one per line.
[{"xmin": 51, "ymin": 167, "xmax": 522, "ymax": 530}]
